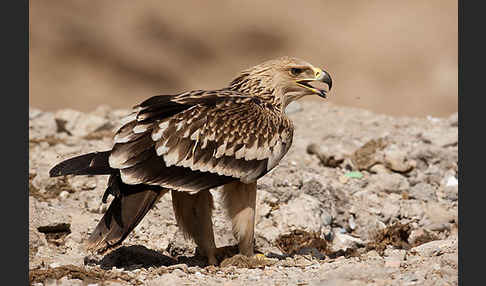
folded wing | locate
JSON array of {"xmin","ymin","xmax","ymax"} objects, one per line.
[{"xmin": 109, "ymin": 90, "xmax": 293, "ymax": 193}]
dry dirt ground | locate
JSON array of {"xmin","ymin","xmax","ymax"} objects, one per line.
[{"xmin": 29, "ymin": 100, "xmax": 458, "ymax": 285}]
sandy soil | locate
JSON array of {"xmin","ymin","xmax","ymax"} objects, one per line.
[{"xmin": 29, "ymin": 100, "xmax": 458, "ymax": 285}]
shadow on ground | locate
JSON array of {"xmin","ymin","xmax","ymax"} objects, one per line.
[{"xmin": 84, "ymin": 245, "xmax": 197, "ymax": 270}]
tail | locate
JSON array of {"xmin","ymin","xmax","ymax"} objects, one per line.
[
  {"xmin": 85, "ymin": 175, "xmax": 168, "ymax": 253},
  {"xmin": 49, "ymin": 151, "xmax": 115, "ymax": 177}
]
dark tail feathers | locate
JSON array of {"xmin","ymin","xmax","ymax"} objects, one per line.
[
  {"xmin": 86, "ymin": 175, "xmax": 167, "ymax": 253},
  {"xmin": 49, "ymin": 151, "xmax": 114, "ymax": 177}
]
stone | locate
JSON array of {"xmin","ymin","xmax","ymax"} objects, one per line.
[
  {"xmin": 273, "ymin": 193, "xmax": 333, "ymax": 234},
  {"xmin": 409, "ymin": 182, "xmax": 437, "ymax": 202},
  {"xmin": 443, "ymin": 185, "xmax": 458, "ymax": 201},
  {"xmin": 330, "ymin": 232, "xmax": 364, "ymax": 252},
  {"xmin": 384, "ymin": 148, "xmax": 415, "ymax": 173},
  {"xmin": 369, "ymin": 173, "xmax": 410, "ymax": 194},
  {"xmin": 381, "ymin": 201, "xmax": 400, "ymax": 223},
  {"xmin": 411, "ymin": 237, "xmax": 457, "ymax": 257}
]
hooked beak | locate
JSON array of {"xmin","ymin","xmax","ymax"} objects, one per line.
[{"xmin": 296, "ymin": 67, "xmax": 333, "ymax": 98}]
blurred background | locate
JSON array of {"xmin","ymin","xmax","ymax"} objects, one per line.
[{"xmin": 29, "ymin": 0, "xmax": 457, "ymax": 117}]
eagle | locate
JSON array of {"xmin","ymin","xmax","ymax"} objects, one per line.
[{"xmin": 49, "ymin": 56, "xmax": 332, "ymax": 265}]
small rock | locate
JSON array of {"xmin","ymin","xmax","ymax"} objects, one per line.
[
  {"xmin": 384, "ymin": 148, "xmax": 415, "ymax": 173},
  {"xmin": 366, "ymin": 250, "xmax": 381, "ymax": 260},
  {"xmin": 369, "ymin": 164, "xmax": 389, "ymax": 174},
  {"xmin": 411, "ymin": 238, "xmax": 456, "ymax": 257},
  {"xmin": 306, "ymin": 144, "xmax": 344, "ymax": 167},
  {"xmin": 273, "ymin": 193, "xmax": 333, "ymax": 234},
  {"xmin": 408, "ymin": 228, "xmax": 438, "ymax": 246},
  {"xmin": 167, "ymin": 263, "xmax": 188, "ymax": 273},
  {"xmin": 49, "ymin": 262, "xmax": 60, "ymax": 268},
  {"xmin": 424, "ymin": 223, "xmax": 451, "ymax": 232},
  {"xmin": 399, "ymin": 200, "xmax": 426, "ymax": 220},
  {"xmin": 445, "ymin": 176, "xmax": 458, "ymax": 187},
  {"xmin": 59, "ymin": 191, "xmax": 70, "ymax": 200},
  {"xmin": 409, "ymin": 182, "xmax": 437, "ymax": 202},
  {"xmin": 424, "ymin": 202, "xmax": 456, "ymax": 226},
  {"xmin": 256, "ymin": 218, "xmax": 281, "ymax": 243},
  {"xmin": 443, "ymin": 185, "xmax": 458, "ymax": 201},
  {"xmin": 348, "ymin": 216, "xmax": 356, "ymax": 231},
  {"xmin": 171, "ymin": 268, "xmax": 186, "ymax": 277},
  {"xmin": 350, "ymin": 138, "xmax": 388, "ymax": 170},
  {"xmin": 384, "ymin": 248, "xmax": 406, "ymax": 261},
  {"xmin": 370, "ymin": 173, "xmax": 410, "ymax": 194},
  {"xmin": 330, "ymin": 232, "xmax": 364, "ymax": 252},
  {"xmin": 381, "ymin": 201, "xmax": 400, "ymax": 223}
]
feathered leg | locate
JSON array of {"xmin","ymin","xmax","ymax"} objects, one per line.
[
  {"xmin": 171, "ymin": 190, "xmax": 217, "ymax": 265},
  {"xmin": 222, "ymin": 181, "xmax": 257, "ymax": 256}
]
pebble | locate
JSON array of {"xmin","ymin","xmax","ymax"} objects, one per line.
[
  {"xmin": 384, "ymin": 149, "xmax": 415, "ymax": 173},
  {"xmin": 330, "ymin": 232, "xmax": 364, "ymax": 252},
  {"xmin": 370, "ymin": 172, "xmax": 410, "ymax": 194},
  {"xmin": 445, "ymin": 176, "xmax": 458, "ymax": 187},
  {"xmin": 369, "ymin": 164, "xmax": 389, "ymax": 174},
  {"xmin": 411, "ymin": 239, "xmax": 455, "ymax": 257},
  {"xmin": 49, "ymin": 262, "xmax": 60, "ymax": 268},
  {"xmin": 443, "ymin": 186, "xmax": 458, "ymax": 201},
  {"xmin": 384, "ymin": 249, "xmax": 406, "ymax": 261},
  {"xmin": 168, "ymin": 263, "xmax": 189, "ymax": 272},
  {"xmin": 59, "ymin": 191, "xmax": 70, "ymax": 200},
  {"xmin": 381, "ymin": 201, "xmax": 400, "ymax": 222},
  {"xmin": 425, "ymin": 223, "xmax": 450, "ymax": 232},
  {"xmin": 348, "ymin": 216, "xmax": 356, "ymax": 230},
  {"xmin": 409, "ymin": 182, "xmax": 437, "ymax": 202},
  {"xmin": 172, "ymin": 268, "xmax": 187, "ymax": 277}
]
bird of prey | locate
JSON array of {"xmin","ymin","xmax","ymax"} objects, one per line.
[{"xmin": 49, "ymin": 56, "xmax": 332, "ymax": 265}]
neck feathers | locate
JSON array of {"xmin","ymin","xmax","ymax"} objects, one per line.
[{"xmin": 228, "ymin": 73, "xmax": 284, "ymax": 112}]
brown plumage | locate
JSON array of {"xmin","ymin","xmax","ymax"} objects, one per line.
[{"xmin": 49, "ymin": 56, "xmax": 332, "ymax": 264}]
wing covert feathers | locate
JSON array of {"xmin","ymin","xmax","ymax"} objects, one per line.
[{"xmin": 108, "ymin": 90, "xmax": 293, "ymax": 192}]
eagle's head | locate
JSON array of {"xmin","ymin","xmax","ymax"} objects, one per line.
[{"xmin": 229, "ymin": 56, "xmax": 332, "ymax": 109}]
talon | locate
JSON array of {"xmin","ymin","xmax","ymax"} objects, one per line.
[{"xmin": 254, "ymin": 253, "xmax": 266, "ymax": 260}]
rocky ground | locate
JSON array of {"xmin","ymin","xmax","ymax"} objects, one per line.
[{"xmin": 29, "ymin": 100, "xmax": 458, "ymax": 285}]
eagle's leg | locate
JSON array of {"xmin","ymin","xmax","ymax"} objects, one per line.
[
  {"xmin": 171, "ymin": 190, "xmax": 217, "ymax": 265},
  {"xmin": 222, "ymin": 181, "xmax": 257, "ymax": 256}
]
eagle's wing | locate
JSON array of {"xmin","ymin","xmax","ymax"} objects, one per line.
[{"xmin": 108, "ymin": 90, "xmax": 293, "ymax": 193}]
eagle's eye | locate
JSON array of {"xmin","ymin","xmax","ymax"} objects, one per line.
[{"xmin": 289, "ymin": 68, "xmax": 304, "ymax": 76}]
